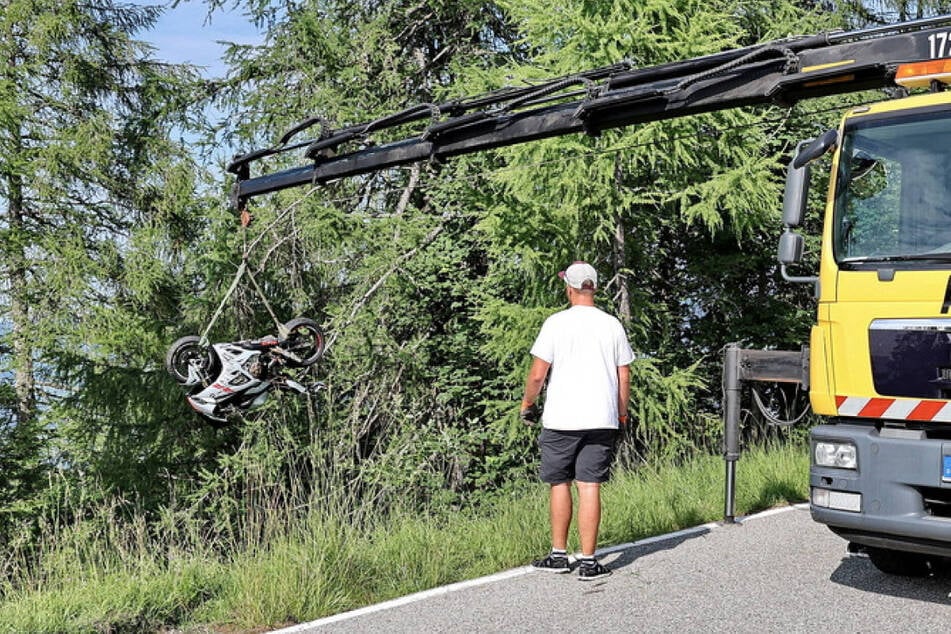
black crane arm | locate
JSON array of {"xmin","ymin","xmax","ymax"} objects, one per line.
[{"xmin": 229, "ymin": 15, "xmax": 951, "ymax": 209}]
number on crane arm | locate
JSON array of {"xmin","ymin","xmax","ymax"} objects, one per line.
[{"xmin": 928, "ymin": 32, "xmax": 951, "ymax": 58}]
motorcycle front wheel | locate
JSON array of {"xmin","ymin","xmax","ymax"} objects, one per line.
[
  {"xmin": 281, "ymin": 318, "xmax": 326, "ymax": 367},
  {"xmin": 165, "ymin": 335, "xmax": 217, "ymax": 386}
]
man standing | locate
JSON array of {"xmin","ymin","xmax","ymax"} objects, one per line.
[{"xmin": 520, "ymin": 261, "xmax": 633, "ymax": 581}]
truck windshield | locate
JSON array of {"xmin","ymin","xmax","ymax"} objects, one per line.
[{"xmin": 833, "ymin": 107, "xmax": 951, "ymax": 263}]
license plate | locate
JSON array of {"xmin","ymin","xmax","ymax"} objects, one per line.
[{"xmin": 944, "ymin": 455, "xmax": 951, "ymax": 481}]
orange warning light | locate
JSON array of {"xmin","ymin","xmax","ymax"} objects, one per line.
[{"xmin": 895, "ymin": 58, "xmax": 951, "ymax": 89}]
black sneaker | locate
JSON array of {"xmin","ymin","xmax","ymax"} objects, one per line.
[
  {"xmin": 577, "ymin": 558, "xmax": 611, "ymax": 581},
  {"xmin": 531, "ymin": 553, "xmax": 571, "ymax": 573}
]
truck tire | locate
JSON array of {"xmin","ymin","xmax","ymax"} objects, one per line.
[{"xmin": 865, "ymin": 547, "xmax": 931, "ymax": 577}]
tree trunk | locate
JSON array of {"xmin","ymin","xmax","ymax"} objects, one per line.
[
  {"xmin": 613, "ymin": 155, "xmax": 631, "ymax": 325},
  {"xmin": 6, "ymin": 152, "xmax": 35, "ymax": 426}
]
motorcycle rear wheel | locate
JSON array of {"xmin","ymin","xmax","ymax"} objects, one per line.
[
  {"xmin": 166, "ymin": 335, "xmax": 217, "ymax": 385},
  {"xmin": 281, "ymin": 318, "xmax": 326, "ymax": 366}
]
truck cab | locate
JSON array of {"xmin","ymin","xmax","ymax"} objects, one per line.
[{"xmin": 785, "ymin": 73, "xmax": 951, "ymax": 574}]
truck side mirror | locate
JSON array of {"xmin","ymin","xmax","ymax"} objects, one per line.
[
  {"xmin": 778, "ymin": 136, "xmax": 822, "ymax": 291},
  {"xmin": 777, "ymin": 229, "xmax": 818, "ymax": 290},
  {"xmin": 782, "ymin": 131, "xmax": 836, "ymax": 227},
  {"xmin": 778, "ymin": 230, "xmax": 804, "ymax": 265},
  {"xmin": 792, "ymin": 129, "xmax": 838, "ymax": 169},
  {"xmin": 782, "ymin": 160, "xmax": 811, "ymax": 228}
]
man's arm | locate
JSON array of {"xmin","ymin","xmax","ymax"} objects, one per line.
[
  {"xmin": 617, "ymin": 364, "xmax": 631, "ymax": 425},
  {"xmin": 521, "ymin": 356, "xmax": 551, "ymax": 413}
]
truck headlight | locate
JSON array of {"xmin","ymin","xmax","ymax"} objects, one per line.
[{"xmin": 814, "ymin": 441, "xmax": 858, "ymax": 469}]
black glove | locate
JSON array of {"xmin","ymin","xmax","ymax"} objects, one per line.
[{"xmin": 520, "ymin": 403, "xmax": 541, "ymax": 426}]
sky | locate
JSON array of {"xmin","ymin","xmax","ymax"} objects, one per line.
[
  {"xmin": 138, "ymin": 1, "xmax": 263, "ymax": 77},
  {"xmin": 133, "ymin": 2, "xmax": 267, "ymax": 158}
]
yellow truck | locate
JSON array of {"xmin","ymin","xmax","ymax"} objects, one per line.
[{"xmin": 781, "ymin": 66, "xmax": 951, "ymax": 575}]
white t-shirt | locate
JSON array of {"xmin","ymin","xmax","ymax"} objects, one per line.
[{"xmin": 530, "ymin": 305, "xmax": 635, "ymax": 430}]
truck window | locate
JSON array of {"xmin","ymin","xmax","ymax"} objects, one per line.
[{"xmin": 833, "ymin": 108, "xmax": 951, "ymax": 263}]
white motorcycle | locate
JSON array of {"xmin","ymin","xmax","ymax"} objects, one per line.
[{"xmin": 165, "ymin": 317, "xmax": 325, "ymax": 425}]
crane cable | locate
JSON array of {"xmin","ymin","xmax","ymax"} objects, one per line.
[{"xmin": 198, "ymin": 185, "xmax": 322, "ymax": 345}]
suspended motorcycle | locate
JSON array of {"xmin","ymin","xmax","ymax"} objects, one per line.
[{"xmin": 165, "ymin": 317, "xmax": 325, "ymax": 425}]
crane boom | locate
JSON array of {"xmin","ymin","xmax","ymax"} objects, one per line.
[{"xmin": 228, "ymin": 15, "xmax": 951, "ymax": 208}]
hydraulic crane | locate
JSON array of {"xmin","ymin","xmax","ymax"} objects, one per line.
[
  {"xmin": 229, "ymin": 15, "xmax": 951, "ymax": 206},
  {"xmin": 228, "ymin": 14, "xmax": 951, "ymax": 575}
]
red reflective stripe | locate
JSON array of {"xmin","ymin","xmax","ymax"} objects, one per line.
[
  {"xmin": 908, "ymin": 400, "xmax": 946, "ymax": 421},
  {"xmin": 858, "ymin": 398, "xmax": 894, "ymax": 418},
  {"xmin": 834, "ymin": 395, "xmax": 951, "ymax": 421}
]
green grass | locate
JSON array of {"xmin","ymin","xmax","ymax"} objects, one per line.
[
  {"xmin": 603, "ymin": 442, "xmax": 809, "ymax": 544},
  {"xmin": 0, "ymin": 560, "xmax": 224, "ymax": 634},
  {"xmin": 0, "ymin": 443, "xmax": 808, "ymax": 633}
]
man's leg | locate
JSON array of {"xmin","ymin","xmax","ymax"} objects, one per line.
[
  {"xmin": 549, "ymin": 482, "xmax": 572, "ymax": 550},
  {"xmin": 532, "ymin": 430, "xmax": 577, "ymax": 573},
  {"xmin": 574, "ymin": 431, "xmax": 615, "ymax": 580},
  {"xmin": 576, "ymin": 481, "xmax": 601, "ymax": 556}
]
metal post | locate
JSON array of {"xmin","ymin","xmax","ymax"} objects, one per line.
[{"xmin": 722, "ymin": 344, "xmax": 742, "ymax": 523}]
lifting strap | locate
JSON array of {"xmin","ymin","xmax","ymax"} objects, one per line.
[{"xmin": 198, "ymin": 186, "xmax": 321, "ymax": 343}]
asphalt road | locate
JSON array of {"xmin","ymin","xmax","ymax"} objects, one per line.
[{"xmin": 276, "ymin": 505, "xmax": 951, "ymax": 633}]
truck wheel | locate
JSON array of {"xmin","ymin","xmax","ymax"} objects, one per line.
[{"xmin": 865, "ymin": 547, "xmax": 931, "ymax": 577}]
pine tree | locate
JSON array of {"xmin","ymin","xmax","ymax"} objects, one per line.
[
  {"xmin": 839, "ymin": 0, "xmax": 951, "ymax": 24},
  {"xmin": 0, "ymin": 0, "xmax": 204, "ymax": 534}
]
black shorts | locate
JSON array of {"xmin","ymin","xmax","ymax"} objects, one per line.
[{"xmin": 538, "ymin": 428, "xmax": 618, "ymax": 484}]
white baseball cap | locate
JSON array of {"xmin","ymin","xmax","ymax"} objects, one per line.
[{"xmin": 558, "ymin": 261, "xmax": 597, "ymax": 290}]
